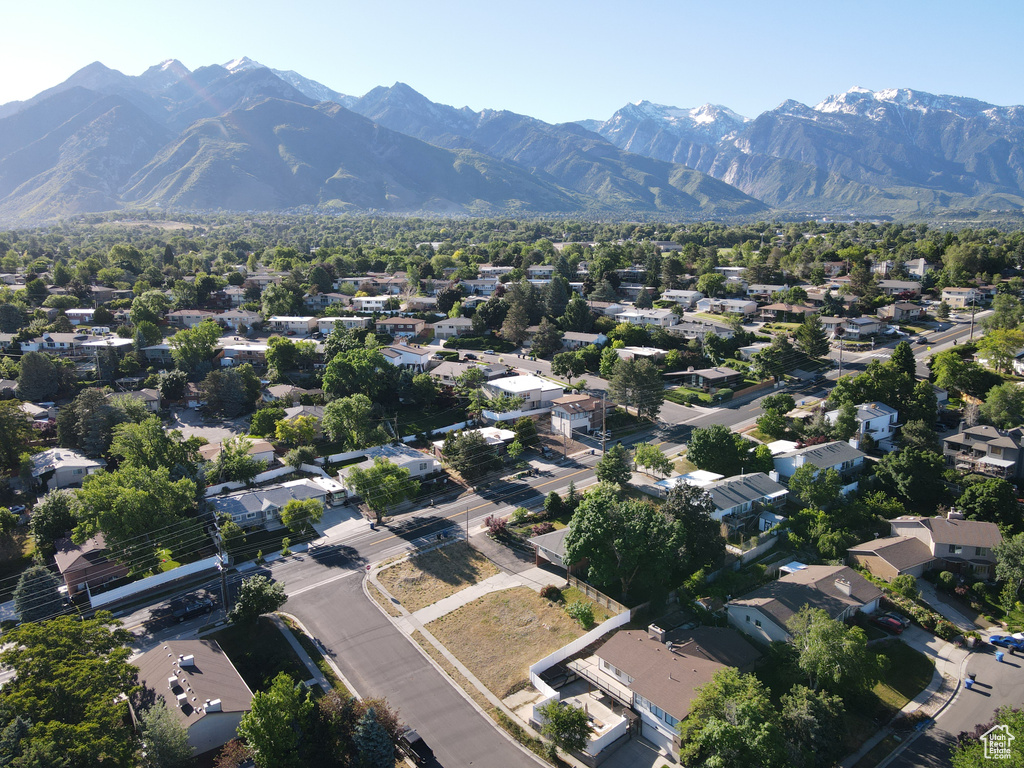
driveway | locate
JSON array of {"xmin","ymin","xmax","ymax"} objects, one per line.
[{"xmin": 170, "ymin": 408, "xmax": 249, "ymax": 443}]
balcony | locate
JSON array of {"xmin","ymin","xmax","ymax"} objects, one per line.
[{"xmin": 953, "ymin": 451, "xmax": 1014, "ymax": 479}]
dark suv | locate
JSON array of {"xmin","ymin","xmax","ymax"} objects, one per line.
[
  {"xmin": 170, "ymin": 595, "xmax": 214, "ymax": 623},
  {"xmin": 398, "ymin": 728, "xmax": 434, "ymax": 765}
]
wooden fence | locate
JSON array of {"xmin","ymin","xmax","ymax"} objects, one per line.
[{"xmin": 567, "ymin": 575, "xmax": 629, "ymax": 615}]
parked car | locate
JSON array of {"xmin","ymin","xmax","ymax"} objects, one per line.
[
  {"xmin": 463, "ymin": 353, "xmax": 477, "ymax": 360},
  {"xmin": 879, "ymin": 611, "xmax": 911, "ymax": 629},
  {"xmin": 484, "ymin": 349, "xmax": 495, "ymax": 355},
  {"xmin": 398, "ymin": 727, "xmax": 434, "ymax": 765},
  {"xmin": 988, "ymin": 633, "xmax": 1024, "ymax": 650},
  {"xmin": 872, "ymin": 615, "xmax": 905, "ymax": 635}
]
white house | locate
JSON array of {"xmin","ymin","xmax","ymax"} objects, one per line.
[
  {"xmin": 695, "ymin": 298, "xmax": 757, "ymax": 316},
  {"xmin": 941, "ymin": 287, "xmax": 982, "ymax": 309},
  {"xmin": 526, "ymin": 265, "xmax": 555, "ymax": 280},
  {"xmin": 481, "ymin": 374, "xmax": 564, "ymax": 422},
  {"xmin": 616, "ymin": 308, "xmax": 679, "ymax": 328},
  {"xmin": 30, "ymin": 448, "xmax": 105, "ymax": 490},
  {"xmin": 661, "ymin": 289, "xmax": 703, "ymax": 308},
  {"xmin": 727, "ymin": 565, "xmax": 882, "ymax": 643},
  {"xmin": 65, "ymin": 308, "xmax": 96, "ymax": 325},
  {"xmin": 337, "ymin": 444, "xmax": 438, "ymax": 494},
  {"xmin": 550, "ymin": 394, "xmax": 603, "ymax": 438},
  {"xmin": 843, "ymin": 316, "xmax": 882, "ymax": 339},
  {"xmin": 700, "ymin": 472, "xmax": 789, "ymax": 523},
  {"xmin": 267, "ymin": 316, "xmax": 317, "ymax": 335},
  {"xmin": 381, "ymin": 343, "xmax": 434, "ymax": 372},
  {"xmin": 218, "ymin": 309, "xmax": 262, "ymax": 330},
  {"xmin": 561, "ymin": 332, "xmax": 608, "ymax": 350},
  {"xmin": 433, "ymin": 317, "xmax": 474, "ymax": 340},
  {"xmin": 825, "ymin": 401, "xmax": 899, "ymax": 451},
  {"xmin": 317, "ymin": 316, "xmax": 372, "ymax": 334},
  {"xmin": 351, "ymin": 296, "xmax": 390, "ymax": 312},
  {"xmin": 772, "ymin": 440, "xmax": 867, "ymax": 494}
]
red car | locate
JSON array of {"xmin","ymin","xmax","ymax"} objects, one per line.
[{"xmin": 872, "ymin": 615, "xmax": 905, "ymax": 635}]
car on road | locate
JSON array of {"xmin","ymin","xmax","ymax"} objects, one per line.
[
  {"xmin": 988, "ymin": 633, "xmax": 1024, "ymax": 650},
  {"xmin": 170, "ymin": 595, "xmax": 214, "ymax": 623},
  {"xmin": 484, "ymin": 349, "xmax": 495, "ymax": 355},
  {"xmin": 872, "ymin": 615, "xmax": 905, "ymax": 635},
  {"xmin": 398, "ymin": 728, "xmax": 434, "ymax": 765},
  {"xmin": 463, "ymin": 353, "xmax": 477, "ymax": 360}
]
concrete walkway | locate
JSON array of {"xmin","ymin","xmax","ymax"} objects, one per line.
[
  {"xmin": 411, "ymin": 572, "xmax": 525, "ymax": 623},
  {"xmin": 916, "ymin": 579, "xmax": 983, "ymax": 630},
  {"xmin": 840, "ymin": 626, "xmax": 969, "ymax": 767},
  {"xmin": 268, "ymin": 613, "xmax": 333, "ymax": 691}
]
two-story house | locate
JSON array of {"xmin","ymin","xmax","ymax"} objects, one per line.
[
  {"xmin": 727, "ymin": 565, "xmax": 882, "ymax": 644},
  {"xmin": 166, "ymin": 309, "xmax": 216, "ymax": 328},
  {"xmin": 481, "ymin": 374, "xmax": 564, "ymax": 422},
  {"xmin": 375, "ymin": 317, "xmax": 426, "ymax": 338},
  {"xmin": 694, "ymin": 297, "xmax": 757, "ymax": 316},
  {"xmin": 825, "ymin": 401, "xmax": 899, "ymax": 451},
  {"xmin": 771, "ymin": 440, "xmax": 866, "ymax": 493},
  {"xmin": 616, "ymin": 308, "xmax": 680, "ymax": 328},
  {"xmin": 267, "ymin": 316, "xmax": 317, "ymax": 335},
  {"xmin": 942, "ymin": 424, "xmax": 1024, "ymax": 479},
  {"xmin": 661, "ymin": 289, "xmax": 703, "ymax": 308},
  {"xmin": 351, "ymin": 295, "xmax": 390, "ymax": 312},
  {"xmin": 432, "ymin": 317, "xmax": 473, "ymax": 340},
  {"xmin": 550, "ymin": 394, "xmax": 603, "ymax": 438},
  {"xmin": 843, "ymin": 316, "xmax": 882, "ymax": 339},
  {"xmin": 877, "ymin": 302, "xmax": 925, "ymax": 322},
  {"xmin": 849, "ymin": 511, "xmax": 1003, "ymax": 580},
  {"xmin": 380, "ymin": 343, "xmax": 434, "ymax": 372},
  {"xmin": 218, "ymin": 309, "xmax": 262, "ymax": 330},
  {"xmin": 941, "ymin": 287, "xmax": 982, "ymax": 309}
]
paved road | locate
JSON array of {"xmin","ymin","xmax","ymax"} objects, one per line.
[{"xmin": 889, "ymin": 646, "xmax": 1024, "ymax": 768}]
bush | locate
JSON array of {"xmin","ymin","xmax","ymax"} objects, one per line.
[
  {"xmin": 509, "ymin": 507, "xmax": 532, "ymax": 524},
  {"xmin": 442, "ymin": 336, "xmax": 514, "ymax": 352},
  {"xmin": 891, "ymin": 573, "xmax": 919, "ymax": 599},
  {"xmin": 566, "ymin": 600, "xmax": 594, "ymax": 629},
  {"xmin": 484, "ymin": 514, "xmax": 508, "ymax": 538},
  {"xmin": 531, "ymin": 522, "xmax": 555, "ymax": 537},
  {"xmin": 540, "ymin": 585, "xmax": 563, "ymax": 602},
  {"xmin": 938, "ymin": 570, "xmax": 957, "ymax": 591},
  {"xmin": 713, "ymin": 388, "xmax": 734, "ymax": 402}
]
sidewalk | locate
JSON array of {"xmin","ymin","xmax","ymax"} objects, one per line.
[
  {"xmin": 840, "ymin": 626, "xmax": 968, "ymax": 767},
  {"xmin": 410, "ymin": 571, "xmax": 525, "ymax": 624}
]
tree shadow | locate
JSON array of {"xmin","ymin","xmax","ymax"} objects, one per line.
[
  {"xmin": 400, "ymin": 539, "xmax": 494, "ymax": 588},
  {"xmin": 306, "ymin": 542, "xmax": 364, "ymax": 569}
]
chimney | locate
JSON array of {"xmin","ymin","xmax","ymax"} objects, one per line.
[
  {"xmin": 947, "ymin": 508, "xmax": 965, "ymax": 521},
  {"xmin": 834, "ymin": 578, "xmax": 852, "ymax": 597},
  {"xmin": 768, "ymin": 470, "xmax": 780, "ymax": 482}
]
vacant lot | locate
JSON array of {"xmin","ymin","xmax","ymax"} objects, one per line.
[
  {"xmin": 427, "ymin": 587, "xmax": 585, "ymax": 698},
  {"xmin": 378, "ymin": 541, "xmax": 500, "ymax": 612}
]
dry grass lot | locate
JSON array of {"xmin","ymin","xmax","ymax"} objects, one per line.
[
  {"xmin": 427, "ymin": 587, "xmax": 585, "ymax": 698},
  {"xmin": 378, "ymin": 542, "xmax": 500, "ymax": 613}
]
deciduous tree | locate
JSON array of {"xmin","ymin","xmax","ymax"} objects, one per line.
[
  {"xmin": 537, "ymin": 700, "xmax": 593, "ymax": 753},
  {"xmin": 229, "ymin": 575, "xmax": 287, "ymax": 625},
  {"xmin": 237, "ymin": 672, "xmax": 312, "ymax": 768},
  {"xmin": 345, "ymin": 458, "xmax": 420, "ymax": 524}
]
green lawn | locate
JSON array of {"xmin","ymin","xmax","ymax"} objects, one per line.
[
  {"xmin": 228, "ymin": 525, "xmax": 316, "ymax": 563},
  {"xmin": 211, "ymin": 616, "xmax": 311, "ymax": 692},
  {"xmin": 872, "ymin": 640, "xmax": 935, "ymax": 712},
  {"xmin": 156, "ymin": 548, "xmax": 181, "ymax": 573}
]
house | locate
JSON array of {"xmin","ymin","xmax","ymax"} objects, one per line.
[
  {"xmin": 351, "ymin": 295, "xmax": 390, "ymax": 312},
  {"xmin": 713, "ymin": 266, "xmax": 746, "ymax": 281},
  {"xmin": 432, "ymin": 427, "xmax": 516, "ymax": 458},
  {"xmin": 224, "ymin": 286, "xmax": 246, "ymax": 306},
  {"xmin": 616, "ymin": 308, "xmax": 679, "ymax": 328},
  {"xmin": 653, "ymin": 470, "xmax": 725, "ymax": 495},
  {"xmin": 746, "ymin": 284, "xmax": 787, "ymax": 300},
  {"xmin": 81, "ymin": 337, "xmax": 135, "ymax": 358},
  {"xmin": 263, "ymin": 384, "xmax": 314, "ymax": 404},
  {"xmin": 905, "ymin": 258, "xmax": 936, "ymax": 280},
  {"xmin": 65, "ymin": 308, "xmax": 96, "ymax": 325},
  {"xmin": 667, "ymin": 366, "xmax": 743, "ymax": 391},
  {"xmin": 661, "ymin": 289, "xmax": 703, "ymax": 308},
  {"xmin": 758, "ymin": 303, "xmax": 820, "ymax": 321},
  {"xmin": 462, "ymin": 278, "xmax": 500, "ymax": 296},
  {"xmin": 527, "ymin": 527, "xmax": 576, "ymax": 573},
  {"xmin": 694, "ymin": 298, "xmax": 757, "ymax": 316},
  {"xmin": 381, "ymin": 343, "xmax": 434, "ymax": 372},
  {"xmin": 941, "ymin": 287, "xmax": 982, "ymax": 309},
  {"xmin": 565, "ymin": 628, "xmax": 760, "ymax": 754},
  {"xmin": 53, "ymin": 534, "xmax": 129, "ymax": 598},
  {"xmin": 550, "ymin": 394, "xmax": 603, "ymax": 438},
  {"xmin": 771, "ymin": 440, "xmax": 866, "ymax": 492},
  {"xmin": 699, "ymin": 472, "xmax": 789, "ymax": 528},
  {"xmin": 142, "ymin": 343, "xmax": 175, "ymax": 366},
  {"xmin": 561, "ymin": 331, "xmax": 607, "ymax": 350},
  {"xmin": 403, "ymin": 295, "xmax": 438, "ymax": 312},
  {"xmin": 478, "ymin": 264, "xmax": 515, "ymax": 278},
  {"xmin": 376, "ymin": 317, "xmax": 426, "ymax": 338},
  {"xmin": 110, "ymin": 388, "xmax": 161, "ymax": 413},
  {"xmin": 244, "ymin": 271, "xmax": 287, "ymax": 289},
  {"xmin": 166, "ymin": 309, "xmax": 216, "ymax": 328},
  {"xmin": 843, "ymin": 316, "xmax": 882, "ymax": 339},
  {"xmin": 878, "ymin": 279, "xmax": 921, "ymax": 298},
  {"xmin": 303, "ymin": 292, "xmax": 349, "ymax": 311},
  {"xmin": 429, "ymin": 360, "xmax": 507, "ymax": 386},
  {"xmin": 219, "ymin": 343, "xmax": 268, "ymax": 367},
  {"xmin": 877, "ymin": 302, "xmax": 925, "ymax": 322},
  {"xmin": 337, "ymin": 444, "xmax": 438, "ymax": 494},
  {"xmin": 614, "ymin": 346, "xmax": 666, "ymax": 362},
  {"xmin": 209, "ymin": 479, "xmax": 328, "ymax": 527},
  {"xmin": 267, "ymin": 316, "xmax": 317, "ymax": 335},
  {"xmin": 218, "ymin": 309, "xmax": 261, "ymax": 330},
  {"xmin": 942, "ymin": 424, "xmax": 1024, "ymax": 479},
  {"xmin": 318, "ymin": 315, "xmax": 372, "ymax": 334},
  {"xmin": 670, "ymin": 320, "xmax": 735, "ymax": 341},
  {"xmin": 890, "ymin": 512, "xmax": 1003, "ymax": 578},
  {"xmin": 819, "ymin": 316, "xmax": 847, "ymax": 336},
  {"xmin": 526, "ymin": 265, "xmax": 555, "ymax": 280},
  {"xmin": 846, "ymin": 536, "xmax": 937, "ymax": 581},
  {"xmin": 133, "ymin": 639, "xmax": 253, "ymax": 756},
  {"xmin": 825, "ymin": 401, "xmax": 899, "ymax": 451},
  {"xmin": 726, "ymin": 565, "xmax": 882, "ymax": 643},
  {"xmin": 21, "ymin": 332, "xmax": 90, "ymax": 357},
  {"xmin": 737, "ymin": 342, "xmax": 770, "ymax": 361},
  {"xmin": 480, "ymin": 374, "xmax": 564, "ymax": 422},
  {"xmin": 433, "ymin": 317, "xmax": 474, "ymax": 340},
  {"xmin": 30, "ymin": 448, "xmax": 104, "ymax": 490},
  {"xmin": 199, "ymin": 438, "xmax": 276, "ymax": 467}
]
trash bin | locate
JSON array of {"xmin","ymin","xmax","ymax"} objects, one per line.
[
  {"xmin": 965, "ymin": 678, "xmax": 974, "ymax": 689},
  {"xmin": 969, "ymin": 672, "xmax": 977, "ymax": 681},
  {"xmin": 996, "ymin": 651, "xmax": 1005, "ymax": 663}
]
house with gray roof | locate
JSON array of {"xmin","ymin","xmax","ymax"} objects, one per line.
[
  {"xmin": 942, "ymin": 424, "xmax": 1024, "ymax": 479},
  {"xmin": 772, "ymin": 440, "xmax": 866, "ymax": 492},
  {"xmin": 700, "ymin": 472, "xmax": 789, "ymax": 531},
  {"xmin": 825, "ymin": 401, "xmax": 899, "ymax": 451},
  {"xmin": 726, "ymin": 565, "xmax": 882, "ymax": 644},
  {"xmin": 209, "ymin": 479, "xmax": 328, "ymax": 528}
]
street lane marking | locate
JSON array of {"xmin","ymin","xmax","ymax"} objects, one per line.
[{"xmin": 288, "ymin": 567, "xmax": 360, "ymax": 597}]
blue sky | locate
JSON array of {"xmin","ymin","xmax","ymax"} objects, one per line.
[{"xmin": 5, "ymin": 0, "xmax": 1022, "ymax": 123}]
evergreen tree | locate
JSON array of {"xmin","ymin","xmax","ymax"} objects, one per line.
[
  {"xmin": 794, "ymin": 314, "xmax": 829, "ymax": 358},
  {"xmin": 634, "ymin": 289, "xmax": 654, "ymax": 309},
  {"xmin": 353, "ymin": 707, "xmax": 395, "ymax": 768},
  {"xmin": 13, "ymin": 564, "xmax": 63, "ymax": 623},
  {"xmin": 595, "ymin": 444, "xmax": 632, "ymax": 486},
  {"xmin": 545, "ymin": 276, "xmax": 570, "ymax": 319},
  {"xmin": 531, "ymin": 318, "xmax": 564, "ymax": 358},
  {"xmin": 500, "ymin": 301, "xmax": 530, "ymax": 345},
  {"xmin": 558, "ymin": 294, "xmax": 593, "ymax": 332}
]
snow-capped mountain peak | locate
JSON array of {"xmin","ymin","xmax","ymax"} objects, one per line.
[{"xmin": 223, "ymin": 57, "xmax": 263, "ymax": 73}]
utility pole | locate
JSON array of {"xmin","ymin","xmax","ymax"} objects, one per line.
[
  {"xmin": 600, "ymin": 390, "xmax": 608, "ymax": 455},
  {"xmin": 969, "ymin": 294, "xmax": 976, "ymax": 342},
  {"xmin": 214, "ymin": 531, "xmax": 229, "ymax": 615}
]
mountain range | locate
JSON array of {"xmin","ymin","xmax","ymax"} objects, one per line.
[{"xmin": 1, "ymin": 58, "xmax": 1022, "ymax": 224}]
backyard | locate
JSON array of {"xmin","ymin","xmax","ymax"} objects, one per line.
[
  {"xmin": 426, "ymin": 587, "xmax": 590, "ymax": 698},
  {"xmin": 211, "ymin": 616, "xmax": 311, "ymax": 692},
  {"xmin": 377, "ymin": 541, "xmax": 500, "ymax": 612}
]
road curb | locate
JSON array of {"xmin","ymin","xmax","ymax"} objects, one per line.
[{"xmin": 277, "ymin": 611, "xmax": 361, "ymax": 698}]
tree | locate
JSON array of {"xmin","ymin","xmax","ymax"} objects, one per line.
[
  {"xmin": 936, "ymin": 300, "xmax": 951, "ymax": 319},
  {"xmin": 0, "ymin": 614, "xmax": 139, "ymax": 767},
  {"xmin": 875, "ymin": 448, "xmax": 945, "ymax": 506},
  {"xmin": 131, "ymin": 290, "xmax": 170, "ymax": 326},
  {"xmin": 981, "ymin": 382, "xmax": 1024, "ymax": 429},
  {"xmin": 17, "ymin": 351, "xmax": 72, "ymax": 401},
  {"xmin": 787, "ymin": 606, "xmax": 881, "ymax": 694},
  {"xmin": 662, "ymin": 482, "xmax": 725, "ymax": 576},
  {"xmin": 57, "ymin": 387, "xmax": 134, "ymax": 458},
  {"xmin": 513, "ymin": 416, "xmax": 539, "ymax": 448},
  {"xmin": 558, "ymin": 294, "xmax": 593, "ymax": 333},
  {"xmin": 679, "ymin": 668, "xmax": 786, "ymax": 768},
  {"xmin": 229, "ymin": 575, "xmax": 287, "ymax": 624},
  {"xmin": 756, "ymin": 409, "xmax": 790, "ymax": 440},
  {"xmin": 250, "ymin": 406, "xmax": 286, "ymax": 437},
  {"xmin": 345, "ymin": 458, "xmax": 420, "ymax": 524},
  {"xmin": 205, "ymin": 437, "xmax": 267, "ymax": 485},
  {"xmin": 779, "ymin": 685, "xmax": 846, "ymax": 768},
  {"xmin": 957, "ymin": 478, "xmax": 1022, "ymax": 531},
  {"xmin": 159, "ymin": 369, "xmax": 188, "ymax": 401},
  {"xmin": 30, "ymin": 490, "xmax": 78, "ymax": 553},
  {"xmin": 545, "ymin": 276, "xmax": 571, "ymax": 319},
  {"xmin": 537, "ymin": 700, "xmax": 593, "ymax": 753},
  {"xmin": 280, "ymin": 498, "xmax": 324, "ymax": 534},
  {"xmin": 441, "ymin": 431, "xmax": 501, "ymax": 481},
  {"xmin": 531, "ymin": 318, "xmax": 563, "ymax": 358},
  {"xmin": 13, "ymin": 564, "xmax": 63, "ymax": 623},
  {"xmin": 599, "ymin": 345, "xmax": 619, "ymax": 379},
  {"xmin": 890, "ymin": 573, "xmax": 920, "ymax": 599},
  {"xmin": 275, "ymin": 415, "xmax": 319, "ymax": 446},
  {"xmin": 410, "ymin": 373, "xmax": 438, "ymax": 406},
  {"xmin": 760, "ymin": 393, "xmax": 795, "ymax": 414},
  {"xmin": 595, "ymin": 443, "xmax": 632, "ymax": 486},
  {"xmin": 323, "ymin": 395, "xmax": 388, "ymax": 450},
  {"xmin": 890, "ymin": 340, "xmax": 917, "ymax": 380},
  {"xmin": 952, "ymin": 705, "xmax": 1024, "ymax": 768},
  {"xmin": 0, "ymin": 400, "xmax": 32, "ymax": 472},
  {"xmin": 609, "ymin": 357, "xmax": 663, "ymax": 422},
  {"xmin": 551, "ymin": 351, "xmax": 586, "ymax": 378},
  {"xmin": 284, "ymin": 445, "xmax": 316, "ymax": 470},
  {"xmin": 977, "ymin": 329, "xmax": 1024, "ymax": 374},
  {"xmin": 788, "ymin": 466, "xmax": 843, "ymax": 510},
  {"xmin": 995, "ymin": 534, "xmax": 1024, "ymax": 600},
  {"xmin": 751, "ymin": 335, "xmax": 795, "ymax": 380},
  {"xmin": 589, "ymin": 278, "xmax": 618, "ymax": 302},
  {"xmin": 794, "ymin": 314, "xmax": 829, "ymax": 358},
  {"xmin": 506, "ymin": 440, "xmax": 524, "ymax": 462},
  {"xmin": 500, "ymin": 300, "xmax": 530, "ymax": 345},
  {"xmin": 323, "ymin": 348, "xmax": 398, "ymax": 403},
  {"xmin": 696, "ymin": 272, "xmax": 725, "ymax": 297},
  {"xmin": 237, "ymin": 672, "xmax": 313, "ymax": 768},
  {"xmin": 633, "ymin": 443, "xmax": 672, "ymax": 477},
  {"xmin": 353, "ymin": 706, "xmax": 395, "ymax": 768},
  {"xmin": 199, "ymin": 365, "xmax": 262, "ymax": 417},
  {"xmin": 898, "ymin": 419, "xmax": 940, "ymax": 452},
  {"xmin": 260, "ymin": 283, "xmax": 298, "ymax": 317},
  {"xmin": 75, "ymin": 466, "xmax": 196, "ymax": 570},
  {"xmin": 563, "ymin": 486, "xmax": 674, "ymax": 600},
  {"xmin": 170, "ymin": 319, "xmax": 222, "ymax": 376},
  {"xmin": 831, "ymin": 402, "xmax": 859, "ymax": 440},
  {"xmin": 109, "ymin": 416, "xmax": 202, "ymax": 479},
  {"xmin": 748, "ymin": 443, "xmax": 775, "ymax": 474},
  {"xmin": 686, "ymin": 424, "xmax": 742, "ymax": 476},
  {"xmin": 0, "ymin": 303, "xmax": 24, "ymax": 333},
  {"xmin": 139, "ymin": 698, "xmax": 195, "ymax": 768},
  {"xmin": 266, "ymin": 336, "xmax": 299, "ymax": 380},
  {"xmin": 984, "ymin": 293, "xmax": 1024, "ymax": 330}
]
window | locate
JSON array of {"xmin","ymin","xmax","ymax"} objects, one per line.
[
  {"xmin": 246, "ymin": 512, "xmax": 257, "ymax": 520},
  {"xmin": 745, "ymin": 615, "xmax": 750, "ymax": 622},
  {"xmin": 975, "ymin": 547, "xmax": 988, "ymax": 557},
  {"xmin": 754, "ymin": 619, "xmax": 762, "ymax": 627},
  {"xmin": 948, "ymin": 544, "xmax": 963, "ymax": 555},
  {"xmin": 419, "ymin": 463, "xmax": 429, "ymax": 471},
  {"xmin": 72, "ymin": 468, "xmax": 83, "ymax": 476}
]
